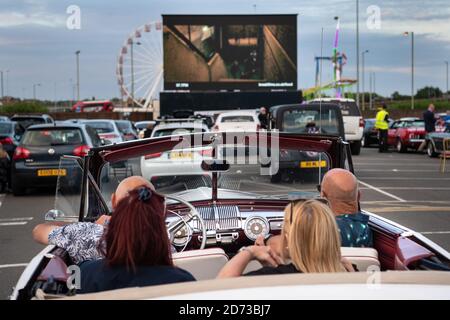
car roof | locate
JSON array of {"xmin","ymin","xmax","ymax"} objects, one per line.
[
  {"xmin": 399, "ymin": 117, "xmax": 422, "ymax": 121},
  {"xmin": 310, "ymin": 98, "xmax": 356, "ymax": 103},
  {"xmin": 218, "ymin": 110, "xmax": 257, "ymax": 117},
  {"xmin": 153, "ymin": 122, "xmax": 208, "ymax": 131},
  {"xmin": 26, "ymin": 123, "xmax": 88, "ymax": 130},
  {"xmin": 80, "ymin": 119, "xmax": 116, "ymax": 123},
  {"xmin": 11, "ymin": 114, "xmax": 50, "ymax": 119}
]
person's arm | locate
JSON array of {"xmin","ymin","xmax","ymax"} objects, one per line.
[
  {"xmin": 32, "ymin": 222, "xmax": 66, "ymax": 245},
  {"xmin": 217, "ymin": 245, "xmax": 283, "ymax": 278},
  {"xmin": 255, "ymin": 234, "xmax": 282, "ymax": 256}
]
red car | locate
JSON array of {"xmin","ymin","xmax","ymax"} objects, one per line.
[
  {"xmin": 388, "ymin": 118, "xmax": 426, "ymax": 152},
  {"xmin": 71, "ymin": 100, "xmax": 114, "ymax": 112}
]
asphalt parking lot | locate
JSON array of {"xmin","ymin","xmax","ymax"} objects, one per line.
[{"xmin": 0, "ymin": 146, "xmax": 449, "ymax": 299}]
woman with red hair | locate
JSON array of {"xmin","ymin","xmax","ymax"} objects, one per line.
[{"xmin": 79, "ymin": 186, "xmax": 195, "ymax": 293}]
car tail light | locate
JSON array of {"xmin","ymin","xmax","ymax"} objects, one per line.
[
  {"xmin": 359, "ymin": 118, "xmax": 365, "ymax": 127},
  {"xmin": 212, "ymin": 125, "xmax": 219, "ymax": 131},
  {"xmin": 199, "ymin": 149, "xmax": 213, "ymax": 157},
  {"xmin": 144, "ymin": 152, "xmax": 162, "ymax": 160},
  {"xmin": 256, "ymin": 124, "xmax": 261, "ymax": 131},
  {"xmin": 13, "ymin": 147, "xmax": 30, "ymax": 160},
  {"xmin": 73, "ymin": 145, "xmax": 90, "ymax": 157},
  {"xmin": 0, "ymin": 137, "xmax": 13, "ymax": 145},
  {"xmin": 101, "ymin": 133, "xmax": 119, "ymax": 140}
]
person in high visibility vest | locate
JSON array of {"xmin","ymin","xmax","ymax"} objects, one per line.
[{"xmin": 375, "ymin": 104, "xmax": 390, "ymax": 152}]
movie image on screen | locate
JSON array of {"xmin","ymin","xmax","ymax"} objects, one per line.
[{"xmin": 163, "ymin": 15, "xmax": 297, "ymax": 91}]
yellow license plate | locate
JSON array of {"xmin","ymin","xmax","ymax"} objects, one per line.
[
  {"xmin": 170, "ymin": 151, "xmax": 193, "ymax": 160},
  {"xmin": 300, "ymin": 160, "xmax": 327, "ymax": 168},
  {"xmin": 37, "ymin": 169, "xmax": 67, "ymax": 177}
]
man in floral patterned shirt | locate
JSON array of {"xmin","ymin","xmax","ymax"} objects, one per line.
[{"xmin": 32, "ymin": 176, "xmax": 154, "ymax": 264}]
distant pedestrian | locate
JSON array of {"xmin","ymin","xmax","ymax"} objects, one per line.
[
  {"xmin": 0, "ymin": 143, "xmax": 10, "ymax": 193},
  {"xmin": 423, "ymin": 104, "xmax": 437, "ymax": 134},
  {"xmin": 419, "ymin": 104, "xmax": 439, "ymax": 151},
  {"xmin": 374, "ymin": 103, "xmax": 389, "ymax": 152},
  {"xmin": 258, "ymin": 107, "xmax": 269, "ymax": 130}
]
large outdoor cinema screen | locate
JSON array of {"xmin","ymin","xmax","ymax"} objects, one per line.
[{"xmin": 163, "ymin": 15, "xmax": 297, "ymax": 91}]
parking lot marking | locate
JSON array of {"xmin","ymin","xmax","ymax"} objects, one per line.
[
  {"xmin": 421, "ymin": 231, "xmax": 450, "ymax": 235},
  {"xmin": 0, "ymin": 222, "xmax": 28, "ymax": 226},
  {"xmin": 358, "ymin": 180, "xmax": 406, "ymax": 202},
  {"xmin": 0, "ymin": 263, "xmax": 28, "ymax": 269},
  {"xmin": 0, "ymin": 217, "xmax": 34, "ymax": 222}
]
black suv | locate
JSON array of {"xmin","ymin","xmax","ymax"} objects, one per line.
[{"xmin": 11, "ymin": 123, "xmax": 102, "ymax": 195}]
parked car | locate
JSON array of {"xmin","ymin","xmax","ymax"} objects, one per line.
[
  {"xmin": 309, "ymin": 98, "xmax": 364, "ymax": 155},
  {"xmin": 140, "ymin": 119, "xmax": 210, "ymax": 183},
  {"xmin": 387, "ymin": 118, "xmax": 426, "ymax": 153},
  {"xmin": 11, "ymin": 131, "xmax": 450, "ymax": 300},
  {"xmin": 135, "ymin": 121, "xmax": 156, "ymax": 139},
  {"xmin": 115, "ymin": 120, "xmax": 138, "ymax": 141},
  {"xmin": 10, "ymin": 114, "xmax": 54, "ymax": 129},
  {"xmin": 362, "ymin": 118, "xmax": 394, "ymax": 147},
  {"xmin": 213, "ymin": 110, "xmax": 260, "ymax": 132},
  {"xmin": 78, "ymin": 119, "xmax": 123, "ymax": 144},
  {"xmin": 427, "ymin": 122, "xmax": 450, "ymax": 157},
  {"xmin": 268, "ymin": 103, "xmax": 345, "ymax": 182},
  {"xmin": 71, "ymin": 100, "xmax": 114, "ymax": 112},
  {"xmin": 10, "ymin": 123, "xmax": 103, "ymax": 195},
  {"xmin": 0, "ymin": 116, "xmax": 10, "ymax": 122},
  {"xmin": 0, "ymin": 121, "xmax": 25, "ymax": 158}
]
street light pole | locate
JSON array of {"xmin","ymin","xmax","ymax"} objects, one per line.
[
  {"xmin": 0, "ymin": 71, "xmax": 3, "ymax": 100},
  {"xmin": 445, "ymin": 61, "xmax": 449, "ymax": 98},
  {"xmin": 130, "ymin": 40, "xmax": 134, "ymax": 110},
  {"xmin": 33, "ymin": 83, "xmax": 41, "ymax": 100},
  {"xmin": 403, "ymin": 32, "xmax": 414, "ymax": 109},
  {"xmin": 361, "ymin": 50, "xmax": 369, "ymax": 111},
  {"xmin": 356, "ymin": 0, "xmax": 360, "ymax": 106},
  {"xmin": 75, "ymin": 50, "xmax": 80, "ymax": 101}
]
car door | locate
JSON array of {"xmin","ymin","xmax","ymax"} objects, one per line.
[{"xmin": 388, "ymin": 121, "xmax": 401, "ymax": 145}]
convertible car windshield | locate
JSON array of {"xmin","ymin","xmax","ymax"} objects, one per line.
[{"xmin": 99, "ymin": 135, "xmax": 331, "ymax": 208}]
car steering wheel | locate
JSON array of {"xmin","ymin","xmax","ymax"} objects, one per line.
[{"xmin": 165, "ymin": 195, "xmax": 207, "ymax": 251}]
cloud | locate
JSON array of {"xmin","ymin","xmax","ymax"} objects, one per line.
[{"xmin": 0, "ymin": 11, "xmax": 66, "ymax": 28}]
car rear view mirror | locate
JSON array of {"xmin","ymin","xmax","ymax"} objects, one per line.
[{"xmin": 201, "ymin": 160, "xmax": 230, "ymax": 172}]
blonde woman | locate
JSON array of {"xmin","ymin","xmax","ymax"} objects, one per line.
[{"xmin": 217, "ymin": 200, "xmax": 351, "ymax": 278}]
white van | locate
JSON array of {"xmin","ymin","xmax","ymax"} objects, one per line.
[{"xmin": 309, "ymin": 98, "xmax": 364, "ymax": 155}]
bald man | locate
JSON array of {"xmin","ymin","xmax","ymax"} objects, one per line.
[
  {"xmin": 321, "ymin": 168, "xmax": 372, "ymax": 248},
  {"xmin": 33, "ymin": 176, "xmax": 154, "ymax": 264},
  {"xmin": 261, "ymin": 169, "xmax": 373, "ymax": 252}
]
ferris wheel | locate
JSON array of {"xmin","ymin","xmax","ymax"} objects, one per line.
[{"xmin": 116, "ymin": 21, "xmax": 163, "ymax": 110}]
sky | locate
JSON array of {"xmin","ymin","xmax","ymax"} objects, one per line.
[{"xmin": 0, "ymin": 0, "xmax": 449, "ymax": 101}]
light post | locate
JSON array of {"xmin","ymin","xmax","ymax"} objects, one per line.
[
  {"xmin": 75, "ymin": 50, "xmax": 80, "ymax": 101},
  {"xmin": 361, "ymin": 49, "xmax": 369, "ymax": 110},
  {"xmin": 0, "ymin": 70, "xmax": 4, "ymax": 100},
  {"xmin": 403, "ymin": 32, "xmax": 414, "ymax": 109},
  {"xmin": 33, "ymin": 83, "xmax": 41, "ymax": 100},
  {"xmin": 129, "ymin": 39, "xmax": 141, "ymax": 109},
  {"xmin": 445, "ymin": 61, "xmax": 448, "ymax": 99},
  {"xmin": 356, "ymin": 0, "xmax": 360, "ymax": 107}
]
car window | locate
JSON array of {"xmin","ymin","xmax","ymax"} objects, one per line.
[
  {"xmin": 11, "ymin": 117, "xmax": 45, "ymax": 128},
  {"xmin": 85, "ymin": 121, "xmax": 114, "ymax": 133},
  {"xmin": 312, "ymin": 101, "xmax": 361, "ymax": 116},
  {"xmin": 364, "ymin": 120, "xmax": 375, "ymax": 129},
  {"xmin": 22, "ymin": 129, "xmax": 84, "ymax": 146},
  {"xmin": 0, "ymin": 123, "xmax": 12, "ymax": 134},
  {"xmin": 391, "ymin": 122, "xmax": 400, "ymax": 129},
  {"xmin": 116, "ymin": 121, "xmax": 134, "ymax": 134},
  {"xmin": 86, "ymin": 125, "xmax": 103, "ymax": 147},
  {"xmin": 404, "ymin": 121, "xmax": 424, "ymax": 128},
  {"xmin": 221, "ymin": 116, "xmax": 254, "ymax": 123},
  {"xmin": 281, "ymin": 109, "xmax": 340, "ymax": 135}
]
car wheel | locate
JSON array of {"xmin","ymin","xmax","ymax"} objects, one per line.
[
  {"xmin": 11, "ymin": 178, "xmax": 25, "ymax": 196},
  {"xmin": 350, "ymin": 141, "xmax": 361, "ymax": 155},
  {"xmin": 427, "ymin": 142, "xmax": 438, "ymax": 158},
  {"xmin": 396, "ymin": 139, "xmax": 406, "ymax": 153}
]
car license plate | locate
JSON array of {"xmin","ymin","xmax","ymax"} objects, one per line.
[
  {"xmin": 37, "ymin": 169, "xmax": 67, "ymax": 177},
  {"xmin": 170, "ymin": 151, "xmax": 193, "ymax": 160},
  {"xmin": 300, "ymin": 160, "xmax": 327, "ymax": 168}
]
